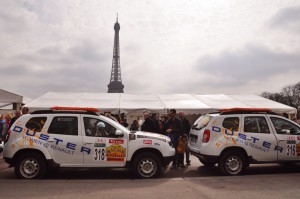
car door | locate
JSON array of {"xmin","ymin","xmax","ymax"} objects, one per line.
[
  {"xmin": 268, "ymin": 116, "xmax": 300, "ymax": 161},
  {"xmin": 45, "ymin": 114, "xmax": 84, "ymax": 166},
  {"xmin": 242, "ymin": 114, "xmax": 277, "ymax": 161},
  {"xmin": 82, "ymin": 116, "xmax": 128, "ymax": 167}
]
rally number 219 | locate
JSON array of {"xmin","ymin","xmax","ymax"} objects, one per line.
[{"xmin": 94, "ymin": 148, "xmax": 105, "ymax": 160}]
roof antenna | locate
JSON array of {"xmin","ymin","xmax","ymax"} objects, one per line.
[{"xmin": 116, "ymin": 13, "xmax": 118, "ymax": 22}]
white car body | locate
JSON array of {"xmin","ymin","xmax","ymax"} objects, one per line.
[
  {"xmin": 3, "ymin": 110, "xmax": 175, "ymax": 179},
  {"xmin": 188, "ymin": 110, "xmax": 300, "ymax": 175}
]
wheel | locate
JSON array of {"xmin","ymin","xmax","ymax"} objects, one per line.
[
  {"xmin": 218, "ymin": 151, "xmax": 246, "ymax": 175},
  {"xmin": 15, "ymin": 152, "xmax": 47, "ymax": 179},
  {"xmin": 132, "ymin": 152, "xmax": 162, "ymax": 178},
  {"xmin": 199, "ymin": 158, "xmax": 215, "ymax": 167}
]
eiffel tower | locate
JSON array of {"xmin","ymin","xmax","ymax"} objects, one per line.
[{"xmin": 107, "ymin": 15, "xmax": 124, "ymax": 93}]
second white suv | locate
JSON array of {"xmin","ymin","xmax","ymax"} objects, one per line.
[
  {"xmin": 188, "ymin": 108, "xmax": 300, "ymax": 175},
  {"xmin": 3, "ymin": 108, "xmax": 175, "ymax": 179}
]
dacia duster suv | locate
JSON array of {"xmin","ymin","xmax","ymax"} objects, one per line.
[
  {"xmin": 3, "ymin": 108, "xmax": 175, "ymax": 179},
  {"xmin": 188, "ymin": 108, "xmax": 300, "ymax": 175}
]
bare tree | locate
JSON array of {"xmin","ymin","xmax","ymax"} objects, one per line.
[{"xmin": 261, "ymin": 82, "xmax": 300, "ymax": 118}]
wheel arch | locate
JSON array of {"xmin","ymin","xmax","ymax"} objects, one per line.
[
  {"xmin": 12, "ymin": 149, "xmax": 48, "ymax": 166},
  {"xmin": 128, "ymin": 148, "xmax": 163, "ymax": 168},
  {"xmin": 219, "ymin": 146, "xmax": 250, "ymax": 165}
]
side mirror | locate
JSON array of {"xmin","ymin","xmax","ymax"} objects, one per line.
[
  {"xmin": 280, "ymin": 129, "xmax": 290, "ymax": 134},
  {"xmin": 86, "ymin": 129, "xmax": 92, "ymax": 136},
  {"xmin": 115, "ymin": 130, "xmax": 124, "ymax": 137}
]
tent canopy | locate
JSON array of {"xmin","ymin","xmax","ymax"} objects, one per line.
[{"xmin": 24, "ymin": 92, "xmax": 297, "ymax": 115}]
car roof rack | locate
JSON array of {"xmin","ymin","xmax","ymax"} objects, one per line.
[
  {"xmin": 218, "ymin": 108, "xmax": 278, "ymax": 115},
  {"xmin": 31, "ymin": 106, "xmax": 100, "ymax": 116}
]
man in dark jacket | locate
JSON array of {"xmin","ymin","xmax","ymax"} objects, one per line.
[
  {"xmin": 179, "ymin": 111, "xmax": 191, "ymax": 165},
  {"xmin": 162, "ymin": 109, "xmax": 183, "ymax": 169},
  {"xmin": 151, "ymin": 113, "xmax": 161, "ymax": 134},
  {"xmin": 9, "ymin": 110, "xmax": 21, "ymax": 128},
  {"xmin": 141, "ymin": 112, "xmax": 155, "ymax": 132}
]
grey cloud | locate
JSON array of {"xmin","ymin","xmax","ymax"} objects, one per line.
[
  {"xmin": 194, "ymin": 45, "xmax": 300, "ymax": 87},
  {"xmin": 0, "ymin": 39, "xmax": 113, "ymax": 97},
  {"xmin": 269, "ymin": 6, "xmax": 300, "ymax": 32},
  {"xmin": 0, "ymin": 8, "xmax": 30, "ymax": 33}
]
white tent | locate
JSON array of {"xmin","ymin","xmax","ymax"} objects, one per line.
[
  {"xmin": 0, "ymin": 89, "xmax": 32, "ymax": 111},
  {"xmin": 24, "ymin": 92, "xmax": 297, "ymax": 114}
]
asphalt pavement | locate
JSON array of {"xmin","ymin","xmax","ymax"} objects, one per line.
[{"xmin": 2, "ymin": 153, "xmax": 300, "ymax": 199}]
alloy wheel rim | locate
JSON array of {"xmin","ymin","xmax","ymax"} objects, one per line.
[
  {"xmin": 20, "ymin": 158, "xmax": 40, "ymax": 178},
  {"xmin": 138, "ymin": 158, "xmax": 157, "ymax": 177},
  {"xmin": 225, "ymin": 156, "xmax": 242, "ymax": 174}
]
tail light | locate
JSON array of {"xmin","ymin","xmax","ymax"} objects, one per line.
[{"xmin": 202, "ymin": 129, "xmax": 210, "ymax": 143}]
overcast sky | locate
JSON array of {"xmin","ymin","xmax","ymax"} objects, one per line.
[{"xmin": 1, "ymin": 0, "xmax": 300, "ymax": 99}]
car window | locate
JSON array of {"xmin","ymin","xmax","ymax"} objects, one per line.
[
  {"xmin": 84, "ymin": 117, "xmax": 117, "ymax": 137},
  {"xmin": 223, "ymin": 117, "xmax": 239, "ymax": 131},
  {"xmin": 48, "ymin": 116, "xmax": 78, "ymax": 135},
  {"xmin": 25, "ymin": 117, "xmax": 47, "ymax": 132},
  {"xmin": 192, "ymin": 115, "xmax": 211, "ymax": 130},
  {"xmin": 270, "ymin": 117, "xmax": 300, "ymax": 135},
  {"xmin": 244, "ymin": 116, "xmax": 270, "ymax": 134}
]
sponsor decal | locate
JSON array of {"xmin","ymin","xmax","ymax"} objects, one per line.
[
  {"xmin": 211, "ymin": 125, "xmax": 284, "ymax": 153},
  {"xmin": 154, "ymin": 143, "xmax": 160, "ymax": 146},
  {"xmin": 109, "ymin": 139, "xmax": 124, "ymax": 144},
  {"xmin": 137, "ymin": 135, "xmax": 166, "ymax": 142},
  {"xmin": 95, "ymin": 138, "xmax": 106, "ymax": 143},
  {"xmin": 297, "ymin": 144, "xmax": 300, "ymax": 156},
  {"xmin": 143, "ymin": 140, "xmax": 152, "ymax": 144},
  {"xmin": 287, "ymin": 140, "xmax": 296, "ymax": 144},
  {"xmin": 94, "ymin": 143, "xmax": 106, "ymax": 147},
  {"xmin": 12, "ymin": 125, "xmax": 91, "ymax": 155},
  {"xmin": 106, "ymin": 144, "xmax": 126, "ymax": 161}
]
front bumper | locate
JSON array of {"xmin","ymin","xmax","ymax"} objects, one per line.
[{"xmin": 162, "ymin": 155, "xmax": 174, "ymax": 167}]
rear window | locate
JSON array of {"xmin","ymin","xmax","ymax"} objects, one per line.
[
  {"xmin": 192, "ymin": 115, "xmax": 211, "ymax": 130},
  {"xmin": 223, "ymin": 117, "xmax": 239, "ymax": 131},
  {"xmin": 25, "ymin": 117, "xmax": 47, "ymax": 132},
  {"xmin": 48, "ymin": 116, "xmax": 78, "ymax": 136}
]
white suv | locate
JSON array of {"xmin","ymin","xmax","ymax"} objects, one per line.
[
  {"xmin": 3, "ymin": 108, "xmax": 175, "ymax": 179},
  {"xmin": 188, "ymin": 108, "xmax": 300, "ymax": 175}
]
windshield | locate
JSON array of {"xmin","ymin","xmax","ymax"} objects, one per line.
[
  {"xmin": 192, "ymin": 115, "xmax": 211, "ymax": 130},
  {"xmin": 99, "ymin": 115, "xmax": 130, "ymax": 134}
]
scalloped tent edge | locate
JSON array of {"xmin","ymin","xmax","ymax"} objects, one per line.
[{"xmin": 24, "ymin": 92, "xmax": 297, "ymax": 115}]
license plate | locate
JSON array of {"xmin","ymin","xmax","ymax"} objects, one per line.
[{"xmin": 190, "ymin": 136, "xmax": 197, "ymax": 143}]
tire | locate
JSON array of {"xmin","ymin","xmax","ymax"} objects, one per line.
[
  {"xmin": 218, "ymin": 150, "xmax": 246, "ymax": 175},
  {"xmin": 199, "ymin": 159, "xmax": 215, "ymax": 167},
  {"xmin": 132, "ymin": 152, "xmax": 162, "ymax": 178},
  {"xmin": 15, "ymin": 152, "xmax": 47, "ymax": 179}
]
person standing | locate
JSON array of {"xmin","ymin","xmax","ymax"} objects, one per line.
[
  {"xmin": 141, "ymin": 112, "xmax": 155, "ymax": 132},
  {"xmin": 130, "ymin": 120, "xmax": 139, "ymax": 131},
  {"xmin": 0, "ymin": 114, "xmax": 3, "ymax": 140},
  {"xmin": 179, "ymin": 111, "xmax": 191, "ymax": 165},
  {"xmin": 9, "ymin": 110, "xmax": 21, "ymax": 128},
  {"xmin": 21, "ymin": 107, "xmax": 29, "ymax": 115},
  {"xmin": 163, "ymin": 109, "xmax": 183, "ymax": 169},
  {"xmin": 2, "ymin": 115, "xmax": 11, "ymax": 144},
  {"xmin": 151, "ymin": 113, "xmax": 161, "ymax": 134}
]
